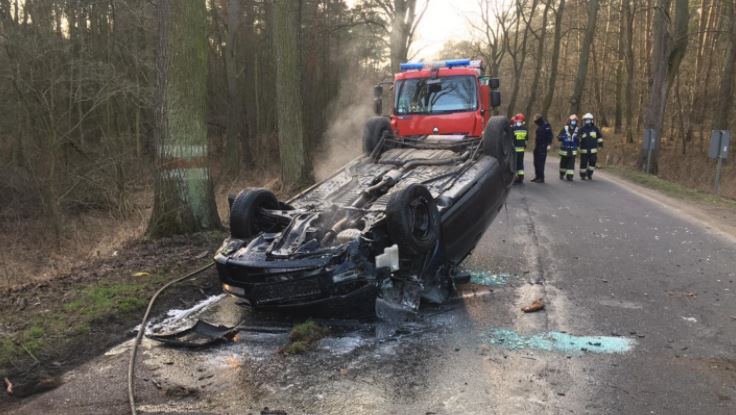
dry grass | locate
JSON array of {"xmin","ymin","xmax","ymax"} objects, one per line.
[
  {"xmin": 0, "ymin": 167, "xmax": 284, "ymax": 290},
  {"xmin": 599, "ymin": 129, "xmax": 736, "ymax": 200},
  {"xmin": 0, "ymin": 209, "xmax": 149, "ymax": 289}
]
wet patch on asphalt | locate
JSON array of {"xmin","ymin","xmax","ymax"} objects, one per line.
[
  {"xmin": 130, "ymin": 276, "xmax": 521, "ymax": 413},
  {"xmin": 481, "ymin": 328, "xmax": 636, "ymax": 355}
]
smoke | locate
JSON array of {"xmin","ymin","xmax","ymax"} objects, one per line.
[{"xmin": 313, "ymin": 76, "xmax": 379, "ymax": 181}]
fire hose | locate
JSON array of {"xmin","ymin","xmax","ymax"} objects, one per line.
[{"xmin": 127, "ymin": 261, "xmax": 215, "ymax": 415}]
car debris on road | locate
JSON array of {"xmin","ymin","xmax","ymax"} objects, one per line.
[{"xmin": 522, "ymin": 298, "xmax": 545, "ymax": 313}]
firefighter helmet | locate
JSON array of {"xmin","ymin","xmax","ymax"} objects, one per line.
[
  {"xmin": 583, "ymin": 113, "xmax": 594, "ymax": 120},
  {"xmin": 515, "ymin": 113, "xmax": 526, "ymax": 123}
]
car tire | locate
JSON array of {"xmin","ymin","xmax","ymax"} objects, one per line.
[
  {"xmin": 229, "ymin": 188, "xmax": 279, "ymax": 239},
  {"xmin": 385, "ymin": 184, "xmax": 440, "ymax": 256},
  {"xmin": 483, "ymin": 115, "xmax": 515, "ymax": 184},
  {"xmin": 363, "ymin": 116, "xmax": 392, "ymax": 155}
]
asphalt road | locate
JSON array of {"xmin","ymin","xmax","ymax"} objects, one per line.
[{"xmin": 8, "ymin": 154, "xmax": 736, "ymax": 415}]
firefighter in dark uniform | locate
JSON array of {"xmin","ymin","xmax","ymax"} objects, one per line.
[
  {"xmin": 511, "ymin": 113, "xmax": 528, "ymax": 184},
  {"xmin": 531, "ymin": 113, "xmax": 552, "ymax": 183},
  {"xmin": 578, "ymin": 113, "xmax": 604, "ymax": 180},
  {"xmin": 558, "ymin": 114, "xmax": 579, "ymax": 181}
]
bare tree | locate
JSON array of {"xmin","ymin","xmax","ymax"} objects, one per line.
[
  {"xmin": 622, "ymin": 0, "xmax": 636, "ymax": 143},
  {"xmin": 712, "ymin": 0, "xmax": 736, "ymax": 131},
  {"xmin": 640, "ymin": 0, "xmax": 689, "ymax": 173},
  {"xmin": 569, "ymin": 0, "xmax": 600, "ymax": 115},
  {"xmin": 504, "ymin": 0, "xmax": 539, "ymax": 117},
  {"xmin": 541, "ymin": 0, "xmax": 565, "ymax": 118},
  {"xmin": 390, "ymin": 0, "xmax": 427, "ymax": 72},
  {"xmin": 359, "ymin": 0, "xmax": 429, "ymax": 73},
  {"xmin": 524, "ymin": 0, "xmax": 551, "ymax": 117},
  {"xmin": 470, "ymin": 0, "xmax": 509, "ymax": 77}
]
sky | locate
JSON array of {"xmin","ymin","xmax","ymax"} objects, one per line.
[
  {"xmin": 408, "ymin": 0, "xmax": 482, "ymax": 60},
  {"xmin": 345, "ymin": 0, "xmax": 488, "ymax": 62}
]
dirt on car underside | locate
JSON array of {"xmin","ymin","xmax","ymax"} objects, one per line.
[{"xmin": 295, "ymin": 148, "xmax": 472, "ymax": 211}]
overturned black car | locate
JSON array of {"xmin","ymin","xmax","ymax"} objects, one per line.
[{"xmin": 214, "ymin": 116, "xmax": 515, "ymax": 313}]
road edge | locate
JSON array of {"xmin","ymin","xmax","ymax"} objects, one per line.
[{"xmin": 598, "ymin": 168, "xmax": 736, "ymax": 243}]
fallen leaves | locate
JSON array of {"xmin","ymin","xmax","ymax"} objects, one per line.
[
  {"xmin": 131, "ymin": 271, "xmax": 150, "ymax": 278},
  {"xmin": 4, "ymin": 377, "xmax": 13, "ymax": 396},
  {"xmin": 522, "ymin": 298, "xmax": 545, "ymax": 313}
]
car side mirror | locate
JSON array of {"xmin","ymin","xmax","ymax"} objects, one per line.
[
  {"xmin": 373, "ymin": 84, "xmax": 383, "ymax": 98},
  {"xmin": 491, "ymin": 90, "xmax": 501, "ymax": 108},
  {"xmin": 373, "ymin": 85, "xmax": 383, "ymax": 115},
  {"xmin": 488, "ymin": 78, "xmax": 500, "ymax": 89},
  {"xmin": 374, "ymin": 98, "xmax": 383, "ymax": 115}
]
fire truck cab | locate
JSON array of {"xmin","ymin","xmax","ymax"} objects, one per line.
[{"xmin": 373, "ymin": 59, "xmax": 501, "ymax": 139}]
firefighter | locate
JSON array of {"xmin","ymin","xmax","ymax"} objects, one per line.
[
  {"xmin": 511, "ymin": 113, "xmax": 528, "ymax": 184},
  {"xmin": 531, "ymin": 114, "xmax": 552, "ymax": 183},
  {"xmin": 578, "ymin": 113, "xmax": 604, "ymax": 180},
  {"xmin": 558, "ymin": 114, "xmax": 579, "ymax": 181}
]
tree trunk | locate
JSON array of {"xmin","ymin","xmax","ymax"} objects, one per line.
[
  {"xmin": 666, "ymin": 0, "xmax": 689, "ymax": 91},
  {"xmin": 623, "ymin": 0, "xmax": 635, "ymax": 143},
  {"xmin": 595, "ymin": 0, "xmax": 613, "ymax": 127},
  {"xmin": 224, "ymin": 0, "xmax": 249, "ymax": 171},
  {"xmin": 636, "ymin": 0, "xmax": 655, "ymax": 133},
  {"xmin": 389, "ymin": 0, "xmax": 417, "ymax": 73},
  {"xmin": 569, "ymin": 0, "xmax": 600, "ymax": 115},
  {"xmin": 640, "ymin": 0, "xmax": 689, "ymax": 173},
  {"xmin": 148, "ymin": 0, "xmax": 220, "ymax": 238},
  {"xmin": 506, "ymin": 0, "xmax": 539, "ymax": 118},
  {"xmin": 614, "ymin": 0, "xmax": 626, "ymax": 133},
  {"xmin": 542, "ymin": 0, "xmax": 565, "ymax": 118},
  {"xmin": 712, "ymin": 0, "xmax": 736, "ymax": 130},
  {"xmin": 273, "ymin": 0, "xmax": 310, "ymax": 190},
  {"xmin": 685, "ymin": 0, "xmax": 711, "ymax": 138},
  {"xmin": 524, "ymin": 0, "xmax": 551, "ymax": 117}
]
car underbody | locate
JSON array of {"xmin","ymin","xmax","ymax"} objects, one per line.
[{"xmin": 215, "ymin": 119, "xmax": 514, "ymax": 315}]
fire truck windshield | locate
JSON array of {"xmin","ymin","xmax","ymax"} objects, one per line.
[{"xmin": 394, "ymin": 75, "xmax": 477, "ymax": 115}]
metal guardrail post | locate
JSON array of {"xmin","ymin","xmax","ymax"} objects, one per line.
[{"xmin": 709, "ymin": 130, "xmax": 731, "ymax": 196}]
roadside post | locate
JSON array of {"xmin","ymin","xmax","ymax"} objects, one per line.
[
  {"xmin": 708, "ymin": 130, "xmax": 730, "ymax": 196},
  {"xmin": 642, "ymin": 129, "xmax": 657, "ymax": 174}
]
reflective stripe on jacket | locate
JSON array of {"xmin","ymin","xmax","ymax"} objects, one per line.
[
  {"xmin": 579, "ymin": 124, "xmax": 603, "ymax": 150},
  {"xmin": 511, "ymin": 125, "xmax": 528, "ymax": 151},
  {"xmin": 557, "ymin": 125, "xmax": 579, "ymax": 151}
]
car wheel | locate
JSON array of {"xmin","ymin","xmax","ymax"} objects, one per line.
[
  {"xmin": 385, "ymin": 184, "xmax": 440, "ymax": 256},
  {"xmin": 229, "ymin": 188, "xmax": 279, "ymax": 239},
  {"xmin": 363, "ymin": 116, "xmax": 392, "ymax": 155},
  {"xmin": 483, "ymin": 115, "xmax": 515, "ymax": 184}
]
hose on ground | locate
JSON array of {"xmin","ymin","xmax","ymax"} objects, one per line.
[{"xmin": 128, "ymin": 261, "xmax": 215, "ymax": 415}]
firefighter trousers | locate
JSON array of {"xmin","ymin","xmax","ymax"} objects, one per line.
[
  {"xmin": 579, "ymin": 149, "xmax": 598, "ymax": 178},
  {"xmin": 559, "ymin": 149, "xmax": 576, "ymax": 179},
  {"xmin": 515, "ymin": 150, "xmax": 525, "ymax": 178}
]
